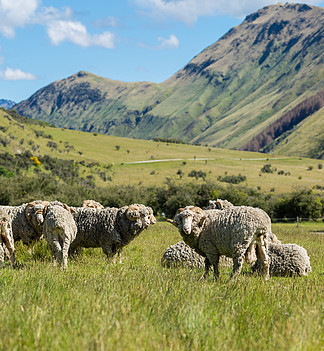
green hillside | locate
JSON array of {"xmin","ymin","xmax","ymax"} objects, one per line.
[
  {"xmin": 15, "ymin": 4, "xmax": 324, "ymax": 159},
  {"xmin": 1, "ymin": 108, "xmax": 323, "ymax": 195}
]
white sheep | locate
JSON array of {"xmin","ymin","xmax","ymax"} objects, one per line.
[
  {"xmin": 161, "ymin": 240, "xmax": 232, "ymax": 269},
  {"xmin": 41, "ymin": 202, "xmax": 77, "ymax": 269},
  {"xmin": 69, "ymin": 204, "xmax": 156, "ymax": 260},
  {"xmin": 0, "ymin": 210, "xmax": 16, "ymax": 268},
  {"xmin": 252, "ymin": 242, "xmax": 312, "ymax": 277},
  {"xmin": 0, "ymin": 201, "xmax": 47, "ymax": 245},
  {"xmin": 80, "ymin": 199, "xmax": 104, "ymax": 209},
  {"xmin": 204, "ymin": 199, "xmax": 234, "ymax": 210},
  {"xmin": 169, "ymin": 205, "xmax": 272, "ymax": 280}
]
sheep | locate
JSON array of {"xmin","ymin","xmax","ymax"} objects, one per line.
[
  {"xmin": 169, "ymin": 205, "xmax": 273, "ymax": 280},
  {"xmin": 69, "ymin": 204, "xmax": 156, "ymax": 260},
  {"xmin": 252, "ymin": 242, "xmax": 312, "ymax": 277},
  {"xmin": 204, "ymin": 199, "xmax": 234, "ymax": 210},
  {"xmin": 81, "ymin": 199, "xmax": 104, "ymax": 209},
  {"xmin": 0, "ymin": 210, "xmax": 16, "ymax": 268},
  {"xmin": 161, "ymin": 240, "xmax": 232, "ymax": 269},
  {"xmin": 41, "ymin": 202, "xmax": 77, "ymax": 269},
  {"xmin": 0, "ymin": 201, "xmax": 48, "ymax": 245}
]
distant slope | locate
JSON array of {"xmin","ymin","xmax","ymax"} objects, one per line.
[
  {"xmin": 15, "ymin": 3, "xmax": 324, "ymax": 158},
  {"xmin": 1, "ymin": 108, "xmax": 324, "ymax": 193}
]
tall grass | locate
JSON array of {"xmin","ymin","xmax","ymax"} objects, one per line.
[{"xmin": 0, "ymin": 222, "xmax": 323, "ymax": 350}]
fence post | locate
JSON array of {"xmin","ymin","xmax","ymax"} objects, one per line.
[{"xmin": 297, "ymin": 216, "xmax": 299, "ymax": 228}]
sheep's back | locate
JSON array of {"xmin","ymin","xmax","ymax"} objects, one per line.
[{"xmin": 200, "ymin": 206, "xmax": 271, "ymax": 255}]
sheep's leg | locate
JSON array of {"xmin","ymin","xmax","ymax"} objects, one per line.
[
  {"xmin": 102, "ymin": 246, "xmax": 114, "ymax": 261},
  {"xmin": 49, "ymin": 232, "xmax": 63, "ymax": 267},
  {"xmin": 0, "ymin": 243, "xmax": 5, "ymax": 268},
  {"xmin": 62, "ymin": 237, "xmax": 71, "ymax": 269},
  {"xmin": 205, "ymin": 252, "xmax": 220, "ymax": 281},
  {"xmin": 6, "ymin": 247, "xmax": 16, "ymax": 268},
  {"xmin": 256, "ymin": 236, "xmax": 270, "ymax": 280},
  {"xmin": 231, "ymin": 244, "xmax": 247, "ymax": 279},
  {"xmin": 199, "ymin": 257, "xmax": 211, "ymax": 280}
]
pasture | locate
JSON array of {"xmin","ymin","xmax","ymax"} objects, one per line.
[{"xmin": 0, "ymin": 221, "xmax": 323, "ymax": 351}]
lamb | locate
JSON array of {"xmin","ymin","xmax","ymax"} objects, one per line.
[
  {"xmin": 169, "ymin": 205, "xmax": 273, "ymax": 280},
  {"xmin": 0, "ymin": 210, "xmax": 16, "ymax": 268},
  {"xmin": 161, "ymin": 241, "xmax": 232, "ymax": 269},
  {"xmin": 252, "ymin": 242, "xmax": 312, "ymax": 277},
  {"xmin": 41, "ymin": 202, "xmax": 77, "ymax": 269},
  {"xmin": 69, "ymin": 204, "xmax": 156, "ymax": 260},
  {"xmin": 0, "ymin": 201, "xmax": 48, "ymax": 244}
]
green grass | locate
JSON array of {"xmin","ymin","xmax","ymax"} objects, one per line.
[
  {"xmin": 1, "ymin": 109, "xmax": 324, "ymax": 194},
  {"xmin": 0, "ymin": 222, "xmax": 323, "ymax": 350}
]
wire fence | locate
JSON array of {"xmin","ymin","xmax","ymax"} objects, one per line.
[{"xmin": 272, "ymin": 217, "xmax": 324, "ymax": 227}]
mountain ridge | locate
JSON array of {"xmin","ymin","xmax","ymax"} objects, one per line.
[{"xmin": 14, "ymin": 3, "xmax": 324, "ymax": 158}]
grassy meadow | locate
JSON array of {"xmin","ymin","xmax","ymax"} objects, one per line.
[
  {"xmin": 0, "ymin": 221, "xmax": 323, "ymax": 351},
  {"xmin": 1, "ymin": 109, "xmax": 324, "ymax": 194}
]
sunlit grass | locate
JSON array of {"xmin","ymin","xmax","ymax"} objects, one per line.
[{"xmin": 0, "ymin": 222, "xmax": 323, "ymax": 350}]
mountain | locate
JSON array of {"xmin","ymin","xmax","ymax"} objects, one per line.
[
  {"xmin": 15, "ymin": 3, "xmax": 324, "ymax": 158},
  {"xmin": 0, "ymin": 99, "xmax": 16, "ymax": 109}
]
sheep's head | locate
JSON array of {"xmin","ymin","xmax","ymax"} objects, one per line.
[
  {"xmin": 0, "ymin": 215, "xmax": 14, "ymax": 252},
  {"xmin": 205, "ymin": 199, "xmax": 233, "ymax": 210},
  {"xmin": 169, "ymin": 206, "xmax": 206, "ymax": 236},
  {"xmin": 81, "ymin": 199, "xmax": 104, "ymax": 209},
  {"xmin": 126, "ymin": 204, "xmax": 156, "ymax": 229},
  {"xmin": 25, "ymin": 201, "xmax": 49, "ymax": 227}
]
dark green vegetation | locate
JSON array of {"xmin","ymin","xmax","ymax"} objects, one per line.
[
  {"xmin": 1, "ymin": 107, "xmax": 324, "ymax": 219},
  {"xmin": 15, "ymin": 4, "xmax": 324, "ymax": 159},
  {"xmin": 0, "ymin": 222, "xmax": 323, "ymax": 350}
]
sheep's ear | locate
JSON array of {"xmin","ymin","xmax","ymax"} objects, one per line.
[
  {"xmin": 167, "ymin": 219, "xmax": 178, "ymax": 227},
  {"xmin": 176, "ymin": 208, "xmax": 184, "ymax": 214},
  {"xmin": 199, "ymin": 215, "xmax": 207, "ymax": 227}
]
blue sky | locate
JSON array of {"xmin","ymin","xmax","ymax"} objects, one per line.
[{"xmin": 0, "ymin": 0, "xmax": 323, "ymax": 103}]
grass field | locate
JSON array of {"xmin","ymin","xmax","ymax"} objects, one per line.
[
  {"xmin": 0, "ymin": 221, "xmax": 323, "ymax": 351},
  {"xmin": 1, "ymin": 110, "xmax": 324, "ymax": 194}
]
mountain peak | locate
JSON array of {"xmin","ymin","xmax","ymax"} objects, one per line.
[{"xmin": 14, "ymin": 4, "xmax": 324, "ymax": 159}]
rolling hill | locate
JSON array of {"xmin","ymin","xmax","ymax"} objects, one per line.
[
  {"xmin": 14, "ymin": 3, "xmax": 324, "ymax": 159},
  {"xmin": 1, "ymin": 107, "xmax": 323, "ymax": 195}
]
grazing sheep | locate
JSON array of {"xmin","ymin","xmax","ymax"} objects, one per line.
[
  {"xmin": 0, "ymin": 201, "xmax": 48, "ymax": 244},
  {"xmin": 69, "ymin": 204, "xmax": 156, "ymax": 260},
  {"xmin": 252, "ymin": 242, "xmax": 312, "ymax": 277},
  {"xmin": 0, "ymin": 210, "xmax": 16, "ymax": 267},
  {"xmin": 41, "ymin": 202, "xmax": 77, "ymax": 269},
  {"xmin": 81, "ymin": 199, "xmax": 104, "ymax": 209},
  {"xmin": 161, "ymin": 240, "xmax": 232, "ymax": 269},
  {"xmin": 169, "ymin": 205, "xmax": 272, "ymax": 280}
]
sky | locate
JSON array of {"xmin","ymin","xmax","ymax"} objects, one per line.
[{"xmin": 0, "ymin": 0, "xmax": 323, "ymax": 103}]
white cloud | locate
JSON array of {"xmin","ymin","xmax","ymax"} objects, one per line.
[
  {"xmin": 0, "ymin": 0, "xmax": 39, "ymax": 38},
  {"xmin": 157, "ymin": 34, "xmax": 179, "ymax": 49},
  {"xmin": 0, "ymin": 1, "xmax": 116, "ymax": 49},
  {"xmin": 47, "ymin": 20, "xmax": 115, "ymax": 48},
  {"xmin": 134, "ymin": 0, "xmax": 324, "ymax": 23},
  {"xmin": 0, "ymin": 67, "xmax": 36, "ymax": 80}
]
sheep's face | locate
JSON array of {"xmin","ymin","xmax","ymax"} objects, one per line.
[
  {"xmin": 173, "ymin": 206, "xmax": 206, "ymax": 236},
  {"xmin": 126, "ymin": 205, "xmax": 156, "ymax": 229},
  {"xmin": 0, "ymin": 217, "xmax": 14, "ymax": 252}
]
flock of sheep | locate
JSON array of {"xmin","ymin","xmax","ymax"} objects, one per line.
[{"xmin": 0, "ymin": 198, "xmax": 312, "ymax": 279}]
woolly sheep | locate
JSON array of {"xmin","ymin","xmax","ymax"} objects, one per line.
[
  {"xmin": 204, "ymin": 199, "xmax": 234, "ymax": 210},
  {"xmin": 41, "ymin": 202, "xmax": 77, "ymax": 269},
  {"xmin": 81, "ymin": 199, "xmax": 104, "ymax": 209},
  {"xmin": 0, "ymin": 201, "xmax": 47, "ymax": 244},
  {"xmin": 161, "ymin": 241, "xmax": 232, "ymax": 269},
  {"xmin": 252, "ymin": 242, "xmax": 312, "ymax": 277},
  {"xmin": 69, "ymin": 204, "xmax": 156, "ymax": 260},
  {"xmin": 0, "ymin": 210, "xmax": 16, "ymax": 268},
  {"xmin": 169, "ymin": 205, "xmax": 273, "ymax": 280}
]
